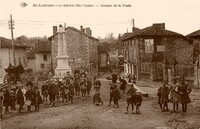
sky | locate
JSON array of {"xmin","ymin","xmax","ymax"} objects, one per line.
[{"xmin": 0, "ymin": 0, "xmax": 200, "ymax": 39}]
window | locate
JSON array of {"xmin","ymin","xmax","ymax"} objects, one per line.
[
  {"xmin": 144, "ymin": 39, "xmax": 154, "ymax": 53},
  {"xmin": 141, "ymin": 63, "xmax": 151, "ymax": 74},
  {"xmin": 41, "ymin": 63, "xmax": 44, "ymax": 68},
  {"xmin": 43, "ymin": 54, "xmax": 47, "ymax": 61}
]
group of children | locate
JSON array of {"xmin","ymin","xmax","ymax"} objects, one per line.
[
  {"xmin": 108, "ymin": 73, "xmax": 143, "ymax": 114},
  {"xmin": 2, "ymin": 80, "xmax": 43, "ymax": 115},
  {"xmin": 157, "ymin": 77, "xmax": 192, "ymax": 115},
  {"xmin": 1, "ymin": 71, "xmax": 144, "ymax": 118}
]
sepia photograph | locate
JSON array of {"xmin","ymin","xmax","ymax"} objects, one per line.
[{"xmin": 0, "ymin": 0, "xmax": 200, "ymax": 129}]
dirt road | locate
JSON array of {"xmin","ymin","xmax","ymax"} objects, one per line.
[{"xmin": 1, "ymin": 78, "xmax": 200, "ymax": 129}]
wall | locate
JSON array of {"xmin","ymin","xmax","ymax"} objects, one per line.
[
  {"xmin": 0, "ymin": 48, "xmax": 10, "ymax": 84},
  {"xmin": 137, "ymin": 36, "xmax": 193, "ymax": 81},
  {"xmin": 0, "ymin": 47, "xmax": 27, "ymax": 84},
  {"xmin": 99, "ymin": 53, "xmax": 107, "ymax": 67},
  {"xmin": 51, "ymin": 28, "xmax": 98, "ymax": 77},
  {"xmin": 27, "ymin": 58, "xmax": 36, "ymax": 73},
  {"xmin": 35, "ymin": 52, "xmax": 51, "ymax": 75}
]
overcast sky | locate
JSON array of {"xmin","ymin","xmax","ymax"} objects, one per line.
[{"xmin": 0, "ymin": 0, "xmax": 200, "ymax": 39}]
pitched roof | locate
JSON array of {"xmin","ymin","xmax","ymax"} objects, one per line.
[
  {"xmin": 187, "ymin": 29, "xmax": 200, "ymax": 37},
  {"xmin": 48, "ymin": 26, "xmax": 99, "ymax": 41},
  {"xmin": 67, "ymin": 27, "xmax": 99, "ymax": 41},
  {"xmin": 121, "ymin": 24, "xmax": 184, "ymax": 41},
  {"xmin": 121, "ymin": 33, "xmax": 134, "ymax": 41},
  {"xmin": 34, "ymin": 42, "xmax": 51, "ymax": 53},
  {"xmin": 137, "ymin": 26, "xmax": 183, "ymax": 37},
  {"xmin": 26, "ymin": 51, "xmax": 35, "ymax": 59},
  {"xmin": 0, "ymin": 37, "xmax": 27, "ymax": 48}
]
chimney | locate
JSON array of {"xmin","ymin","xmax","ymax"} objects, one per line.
[
  {"xmin": 86, "ymin": 28, "xmax": 91, "ymax": 36},
  {"xmin": 90, "ymin": 29, "xmax": 92, "ymax": 36},
  {"xmin": 80, "ymin": 26, "xmax": 83, "ymax": 32},
  {"xmin": 59, "ymin": 24, "xmax": 63, "ymax": 28},
  {"xmin": 153, "ymin": 23, "xmax": 165, "ymax": 29},
  {"xmin": 53, "ymin": 26, "xmax": 57, "ymax": 35},
  {"xmin": 83, "ymin": 28, "xmax": 85, "ymax": 34}
]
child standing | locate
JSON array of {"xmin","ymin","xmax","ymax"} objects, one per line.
[
  {"xmin": 120, "ymin": 77, "xmax": 127, "ymax": 94},
  {"xmin": 68, "ymin": 78, "xmax": 75, "ymax": 103},
  {"xmin": 169, "ymin": 79, "xmax": 181, "ymax": 113},
  {"xmin": 16, "ymin": 85, "xmax": 25, "ymax": 113},
  {"xmin": 32, "ymin": 87, "xmax": 42, "ymax": 111},
  {"xmin": 93, "ymin": 76, "xmax": 101, "ymax": 93},
  {"xmin": 179, "ymin": 79, "xmax": 192, "ymax": 114},
  {"xmin": 113, "ymin": 88, "xmax": 120, "ymax": 108},
  {"xmin": 3, "ymin": 88, "xmax": 11, "ymax": 114},
  {"xmin": 125, "ymin": 83, "xmax": 137, "ymax": 114},
  {"xmin": 80, "ymin": 73, "xmax": 87, "ymax": 100},
  {"xmin": 25, "ymin": 85, "xmax": 33, "ymax": 112},
  {"xmin": 10, "ymin": 90, "xmax": 16, "ymax": 110},
  {"xmin": 158, "ymin": 83, "xmax": 170, "ymax": 112},
  {"xmin": 108, "ymin": 83, "xmax": 117, "ymax": 106}
]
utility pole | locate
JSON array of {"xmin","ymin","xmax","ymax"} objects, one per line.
[
  {"xmin": 163, "ymin": 44, "xmax": 167, "ymax": 84},
  {"xmin": 9, "ymin": 14, "xmax": 16, "ymax": 66}
]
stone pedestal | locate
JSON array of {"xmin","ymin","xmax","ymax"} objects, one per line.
[{"xmin": 54, "ymin": 25, "xmax": 71, "ymax": 78}]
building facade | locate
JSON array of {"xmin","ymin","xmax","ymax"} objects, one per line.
[
  {"xmin": 0, "ymin": 37, "xmax": 27, "ymax": 84},
  {"xmin": 49, "ymin": 25, "xmax": 99, "ymax": 78},
  {"xmin": 187, "ymin": 29, "xmax": 200, "ymax": 88},
  {"xmin": 26, "ymin": 42, "xmax": 52, "ymax": 75},
  {"xmin": 122, "ymin": 23, "xmax": 193, "ymax": 82}
]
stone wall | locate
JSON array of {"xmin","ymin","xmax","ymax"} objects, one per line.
[
  {"xmin": 51, "ymin": 27, "xmax": 98, "ymax": 76},
  {"xmin": 138, "ymin": 36, "xmax": 193, "ymax": 80}
]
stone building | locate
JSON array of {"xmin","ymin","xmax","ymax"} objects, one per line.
[
  {"xmin": 187, "ymin": 29, "xmax": 200, "ymax": 88},
  {"xmin": 26, "ymin": 42, "xmax": 52, "ymax": 75},
  {"xmin": 49, "ymin": 25, "xmax": 99, "ymax": 77},
  {"xmin": 0, "ymin": 37, "xmax": 27, "ymax": 84},
  {"xmin": 121, "ymin": 23, "xmax": 193, "ymax": 82}
]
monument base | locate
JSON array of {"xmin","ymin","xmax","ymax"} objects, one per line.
[{"xmin": 54, "ymin": 55, "xmax": 71, "ymax": 79}]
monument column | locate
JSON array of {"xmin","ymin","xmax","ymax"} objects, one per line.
[{"xmin": 55, "ymin": 25, "xmax": 71, "ymax": 78}]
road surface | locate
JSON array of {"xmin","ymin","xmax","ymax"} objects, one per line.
[{"xmin": 1, "ymin": 78, "xmax": 200, "ymax": 129}]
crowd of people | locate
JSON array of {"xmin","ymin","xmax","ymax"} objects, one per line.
[
  {"xmin": 1, "ymin": 70, "xmax": 192, "ymax": 119},
  {"xmin": 1, "ymin": 70, "xmax": 106, "ymax": 118}
]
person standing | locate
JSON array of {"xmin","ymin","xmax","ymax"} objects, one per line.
[
  {"xmin": 68, "ymin": 77, "xmax": 75, "ymax": 103},
  {"xmin": 16, "ymin": 84, "xmax": 25, "ymax": 113},
  {"xmin": 113, "ymin": 87, "xmax": 120, "ymax": 108},
  {"xmin": 108, "ymin": 83, "xmax": 117, "ymax": 106},
  {"xmin": 158, "ymin": 83, "xmax": 170, "ymax": 112},
  {"xmin": 60, "ymin": 82, "xmax": 68, "ymax": 105},
  {"xmin": 169, "ymin": 79, "xmax": 181, "ymax": 113},
  {"xmin": 3, "ymin": 88, "xmax": 11, "ymax": 114},
  {"xmin": 80, "ymin": 73, "xmax": 87, "ymax": 100},
  {"xmin": 94, "ymin": 76, "xmax": 101, "ymax": 94},
  {"xmin": 120, "ymin": 77, "xmax": 127, "ymax": 94},
  {"xmin": 48, "ymin": 80, "xmax": 57, "ymax": 107},
  {"xmin": 10, "ymin": 89, "xmax": 16, "ymax": 110},
  {"xmin": 85, "ymin": 78, "xmax": 92, "ymax": 97},
  {"xmin": 32, "ymin": 87, "xmax": 43, "ymax": 111},
  {"xmin": 112, "ymin": 71, "xmax": 118, "ymax": 83},
  {"xmin": 178, "ymin": 79, "xmax": 192, "ymax": 114},
  {"xmin": 25, "ymin": 85, "xmax": 33, "ymax": 112},
  {"xmin": 74, "ymin": 73, "xmax": 80, "ymax": 97},
  {"xmin": 41, "ymin": 81, "xmax": 48, "ymax": 104}
]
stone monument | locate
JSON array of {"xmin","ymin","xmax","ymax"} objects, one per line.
[{"xmin": 55, "ymin": 25, "xmax": 71, "ymax": 78}]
